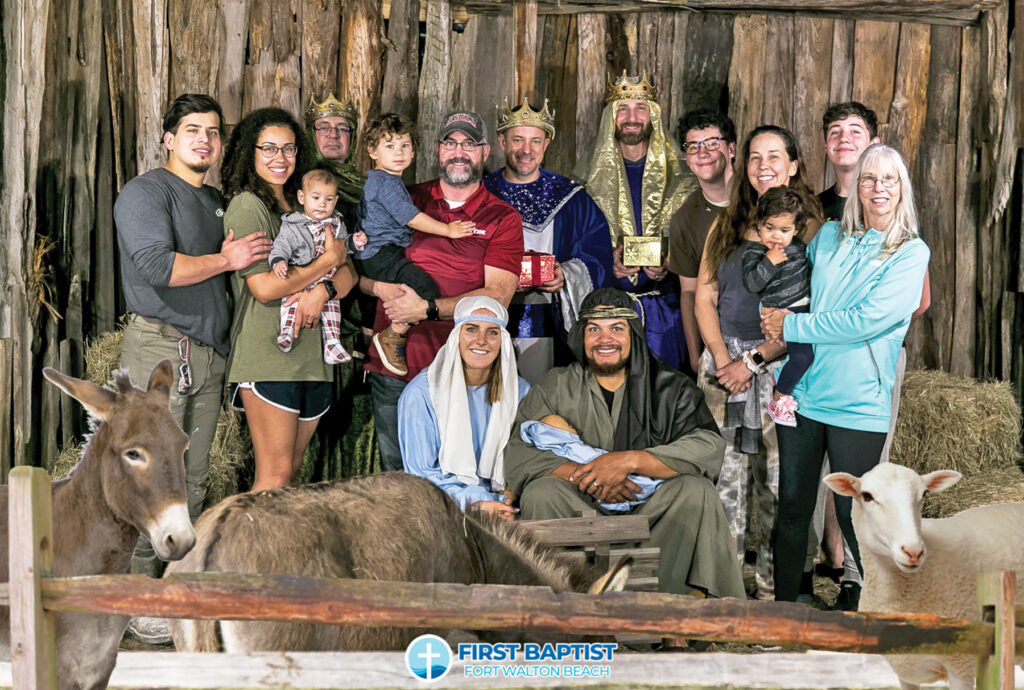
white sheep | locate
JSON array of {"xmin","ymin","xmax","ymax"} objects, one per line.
[{"xmin": 824, "ymin": 462, "xmax": 1024, "ymax": 690}]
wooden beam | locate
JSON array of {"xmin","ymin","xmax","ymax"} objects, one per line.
[
  {"xmin": 301, "ymin": 0, "xmax": 343, "ymax": 121},
  {"xmin": 381, "ymin": 0, "xmax": 420, "ymax": 119},
  {"xmin": 792, "ymin": 16, "xmax": 833, "ymax": 191},
  {"xmin": 727, "ymin": 14, "xmax": 766, "ymax": 143},
  {"xmin": 575, "ymin": 12, "xmax": 607, "ymax": 168},
  {"xmin": 338, "ymin": 0, "xmax": 384, "ymax": 173},
  {"xmin": 37, "ymin": 572, "xmax": 1023, "ymax": 656},
  {"xmin": 513, "ymin": 1, "xmax": 538, "ymax": 103},
  {"xmin": 417, "ymin": 0, "xmax": 452, "ymax": 181},
  {"xmin": 8, "ymin": 467, "xmax": 57, "ymax": 689},
  {"xmin": 976, "ymin": 571, "xmax": 1016, "ymax": 689}
]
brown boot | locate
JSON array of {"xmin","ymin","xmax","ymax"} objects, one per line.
[{"xmin": 373, "ymin": 326, "xmax": 408, "ymax": 376}]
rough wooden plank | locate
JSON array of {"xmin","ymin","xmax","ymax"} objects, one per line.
[
  {"xmin": 132, "ymin": 0, "xmax": 170, "ymax": 175},
  {"xmin": 514, "ymin": 0, "xmax": 538, "ymax": 102},
  {"xmin": 727, "ymin": 14, "xmax": 766, "ymax": 145},
  {"xmin": 886, "ymin": 23, "xmax": 930, "ymax": 176},
  {"xmin": 633, "ymin": 11, "xmax": 660, "ymax": 80},
  {"xmin": 851, "ymin": 20, "xmax": 899, "ymax": 126},
  {"xmin": 952, "ymin": 24, "xmax": 980, "ymax": 377},
  {"xmin": 8, "ymin": 466, "xmax": 57, "ymax": 689},
  {"xmin": 102, "ymin": 0, "xmax": 138, "ymax": 191},
  {"xmin": 338, "ymin": 0, "xmax": 384, "ymax": 172},
  {"xmin": 381, "ymin": 0, "xmax": 420, "ymax": 118},
  {"xmin": 217, "ymin": 0, "xmax": 249, "ymax": 128},
  {"xmin": 762, "ymin": 14, "xmax": 794, "ymax": 127},
  {"xmin": 535, "ymin": 13, "xmax": 578, "ymax": 176},
  {"xmin": 242, "ymin": 0, "xmax": 301, "ymax": 115},
  {"xmin": 301, "ymin": 0, "xmax": 342, "ymax": 113},
  {"xmin": 575, "ymin": 12, "xmax": 606, "ymax": 167},
  {"xmin": 681, "ymin": 12, "xmax": 732, "ymax": 114},
  {"xmin": 43, "ymin": 572, "xmax": 1018, "ymax": 655},
  {"xmin": 416, "ymin": 0, "xmax": 452, "ymax": 181},
  {"xmin": 169, "ymin": 0, "xmax": 220, "ymax": 95},
  {"xmin": 792, "ymin": 16, "xmax": 832, "ymax": 191},
  {"xmin": 520, "ymin": 515, "xmax": 651, "ymax": 546},
  {"xmin": 824, "ymin": 17, "xmax": 855, "ymax": 190},
  {"xmin": 605, "ymin": 12, "xmax": 631, "ymax": 78},
  {"xmin": 668, "ymin": 11, "xmax": 688, "ymax": 129},
  {"xmin": 977, "ymin": 571, "xmax": 1016, "ymax": 690}
]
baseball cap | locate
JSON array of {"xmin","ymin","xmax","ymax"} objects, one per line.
[{"xmin": 438, "ymin": 111, "xmax": 486, "ymax": 143}]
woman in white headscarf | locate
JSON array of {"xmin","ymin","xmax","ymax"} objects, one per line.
[{"xmin": 398, "ymin": 296, "xmax": 529, "ymax": 519}]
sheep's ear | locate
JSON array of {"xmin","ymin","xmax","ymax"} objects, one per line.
[
  {"xmin": 824, "ymin": 472, "xmax": 861, "ymax": 498},
  {"xmin": 921, "ymin": 470, "xmax": 962, "ymax": 494}
]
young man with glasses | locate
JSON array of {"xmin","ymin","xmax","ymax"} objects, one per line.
[
  {"xmin": 113, "ymin": 93, "xmax": 272, "ymax": 640},
  {"xmin": 361, "ymin": 110, "xmax": 523, "ymax": 472},
  {"xmin": 666, "ymin": 109, "xmax": 737, "ymax": 376}
]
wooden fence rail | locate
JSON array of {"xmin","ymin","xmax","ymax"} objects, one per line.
[{"xmin": 4, "ymin": 466, "xmax": 1021, "ymax": 689}]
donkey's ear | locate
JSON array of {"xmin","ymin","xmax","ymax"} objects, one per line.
[
  {"xmin": 588, "ymin": 556, "xmax": 633, "ymax": 594},
  {"xmin": 146, "ymin": 359, "xmax": 175, "ymax": 397},
  {"xmin": 43, "ymin": 367, "xmax": 118, "ymax": 421}
]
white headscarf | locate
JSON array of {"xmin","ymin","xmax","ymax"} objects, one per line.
[{"xmin": 427, "ymin": 296, "xmax": 519, "ymax": 490}]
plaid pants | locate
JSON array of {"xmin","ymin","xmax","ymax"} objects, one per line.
[{"xmin": 277, "ymin": 217, "xmax": 343, "ymax": 352}]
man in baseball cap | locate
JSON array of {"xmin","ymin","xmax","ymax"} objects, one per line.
[{"xmin": 438, "ymin": 110, "xmax": 487, "ymax": 143}]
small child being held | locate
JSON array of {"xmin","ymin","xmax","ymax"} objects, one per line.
[
  {"xmin": 519, "ymin": 414, "xmax": 662, "ymax": 511},
  {"xmin": 269, "ymin": 168, "xmax": 366, "ymax": 365},
  {"xmin": 355, "ymin": 113, "xmax": 475, "ymax": 377},
  {"xmin": 741, "ymin": 186, "xmax": 813, "ymax": 427}
]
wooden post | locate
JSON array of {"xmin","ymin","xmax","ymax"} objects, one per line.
[
  {"xmin": 416, "ymin": 0, "xmax": 451, "ymax": 182},
  {"xmin": 976, "ymin": 571, "xmax": 1016, "ymax": 690},
  {"xmin": 8, "ymin": 466, "xmax": 57, "ymax": 689},
  {"xmin": 339, "ymin": 0, "xmax": 384, "ymax": 173},
  {"xmin": 513, "ymin": 0, "xmax": 537, "ymax": 104}
]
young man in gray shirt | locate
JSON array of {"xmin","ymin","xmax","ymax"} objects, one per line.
[{"xmin": 114, "ymin": 95, "xmax": 272, "ymax": 635}]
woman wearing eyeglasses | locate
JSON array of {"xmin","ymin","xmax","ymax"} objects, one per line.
[
  {"xmin": 221, "ymin": 107, "xmax": 357, "ymax": 491},
  {"xmin": 694, "ymin": 124, "xmax": 823, "ymax": 600},
  {"xmin": 762, "ymin": 144, "xmax": 929, "ymax": 603}
]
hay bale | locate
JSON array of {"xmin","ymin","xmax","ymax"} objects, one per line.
[
  {"xmin": 891, "ymin": 369, "xmax": 1022, "ymax": 476},
  {"xmin": 51, "ymin": 441, "xmax": 85, "ymax": 480},
  {"xmin": 83, "ymin": 327, "xmax": 125, "ymax": 386},
  {"xmin": 205, "ymin": 406, "xmax": 251, "ymax": 508},
  {"xmin": 922, "ymin": 465, "xmax": 1024, "ymax": 518}
]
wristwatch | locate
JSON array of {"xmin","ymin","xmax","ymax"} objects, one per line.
[
  {"xmin": 323, "ymin": 280, "xmax": 338, "ymax": 300},
  {"xmin": 750, "ymin": 349, "xmax": 765, "ymax": 366},
  {"xmin": 425, "ymin": 298, "xmax": 440, "ymax": 321}
]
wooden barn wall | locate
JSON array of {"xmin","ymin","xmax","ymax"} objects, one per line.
[{"xmin": 0, "ymin": 0, "xmax": 1020, "ymax": 474}]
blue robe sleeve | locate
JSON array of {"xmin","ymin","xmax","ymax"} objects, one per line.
[
  {"xmin": 397, "ymin": 373, "xmax": 498, "ymax": 510},
  {"xmin": 555, "ymin": 191, "xmax": 614, "ymax": 289}
]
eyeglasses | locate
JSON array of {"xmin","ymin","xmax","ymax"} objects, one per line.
[
  {"xmin": 858, "ymin": 174, "xmax": 900, "ymax": 189},
  {"xmin": 439, "ymin": 139, "xmax": 482, "ymax": 152},
  {"xmin": 314, "ymin": 124, "xmax": 351, "ymax": 137},
  {"xmin": 683, "ymin": 137, "xmax": 724, "ymax": 155},
  {"xmin": 255, "ymin": 143, "xmax": 298, "ymax": 158}
]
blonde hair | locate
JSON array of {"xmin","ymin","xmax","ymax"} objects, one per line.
[{"xmin": 841, "ymin": 144, "xmax": 919, "ymax": 258}]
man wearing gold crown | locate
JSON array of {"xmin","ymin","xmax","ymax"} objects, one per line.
[
  {"xmin": 305, "ymin": 92, "xmax": 366, "ymax": 229},
  {"xmin": 483, "ymin": 98, "xmax": 614, "ymax": 384},
  {"xmin": 575, "ymin": 72, "xmax": 696, "ymax": 373}
]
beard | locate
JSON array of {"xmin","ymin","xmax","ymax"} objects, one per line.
[
  {"xmin": 585, "ymin": 350, "xmax": 629, "ymax": 377},
  {"xmin": 440, "ymin": 156, "xmax": 483, "ymax": 187},
  {"xmin": 614, "ymin": 121, "xmax": 654, "ymax": 146},
  {"xmin": 187, "ymin": 160, "xmax": 214, "ymax": 174},
  {"xmin": 507, "ymin": 152, "xmax": 540, "ymax": 179}
]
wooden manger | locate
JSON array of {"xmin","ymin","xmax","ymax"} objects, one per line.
[{"xmin": 3, "ymin": 466, "xmax": 1022, "ymax": 689}]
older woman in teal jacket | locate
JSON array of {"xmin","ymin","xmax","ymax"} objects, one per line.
[{"xmin": 761, "ymin": 144, "xmax": 929, "ymax": 603}]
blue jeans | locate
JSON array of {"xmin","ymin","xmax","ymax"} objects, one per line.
[{"xmin": 369, "ymin": 372, "xmax": 408, "ymax": 472}]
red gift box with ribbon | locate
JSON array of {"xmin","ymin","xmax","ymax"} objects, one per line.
[{"xmin": 518, "ymin": 251, "xmax": 556, "ymax": 288}]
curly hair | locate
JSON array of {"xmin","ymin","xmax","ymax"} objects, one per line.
[
  {"xmin": 363, "ymin": 112, "xmax": 418, "ymax": 152},
  {"xmin": 702, "ymin": 125, "xmax": 822, "ymax": 282},
  {"xmin": 221, "ymin": 107, "xmax": 310, "ymax": 213}
]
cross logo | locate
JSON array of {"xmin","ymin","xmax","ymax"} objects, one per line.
[{"xmin": 405, "ymin": 633, "xmax": 453, "ymax": 681}]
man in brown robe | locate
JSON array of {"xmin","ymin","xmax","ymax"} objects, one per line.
[{"xmin": 504, "ymin": 288, "xmax": 745, "ymax": 599}]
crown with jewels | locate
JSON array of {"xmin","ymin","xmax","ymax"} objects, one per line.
[
  {"xmin": 496, "ymin": 97, "xmax": 556, "ymax": 140},
  {"xmin": 305, "ymin": 92, "xmax": 357, "ymax": 126},
  {"xmin": 604, "ymin": 71, "xmax": 658, "ymax": 104}
]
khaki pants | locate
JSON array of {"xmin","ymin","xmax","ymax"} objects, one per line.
[{"xmin": 120, "ymin": 314, "xmax": 226, "ymax": 576}]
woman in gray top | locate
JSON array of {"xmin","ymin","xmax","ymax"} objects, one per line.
[{"xmin": 694, "ymin": 125, "xmax": 822, "ymax": 601}]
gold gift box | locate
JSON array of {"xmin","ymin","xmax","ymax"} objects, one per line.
[{"xmin": 622, "ymin": 236, "xmax": 665, "ymax": 267}]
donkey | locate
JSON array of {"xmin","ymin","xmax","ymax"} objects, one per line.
[
  {"xmin": 167, "ymin": 472, "xmax": 630, "ymax": 652},
  {"xmin": 0, "ymin": 360, "xmax": 195, "ymax": 690}
]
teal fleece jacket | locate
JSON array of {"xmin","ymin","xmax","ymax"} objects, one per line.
[{"xmin": 784, "ymin": 221, "xmax": 929, "ymax": 432}]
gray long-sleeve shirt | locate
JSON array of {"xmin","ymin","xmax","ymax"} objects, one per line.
[{"xmin": 741, "ymin": 237, "xmax": 811, "ymax": 309}]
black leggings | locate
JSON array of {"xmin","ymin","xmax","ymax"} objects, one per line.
[{"xmin": 773, "ymin": 413, "xmax": 887, "ymax": 601}]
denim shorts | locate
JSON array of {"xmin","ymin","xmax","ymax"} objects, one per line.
[{"xmin": 231, "ymin": 380, "xmax": 331, "ymax": 421}]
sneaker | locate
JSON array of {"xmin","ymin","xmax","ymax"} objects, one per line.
[
  {"xmin": 373, "ymin": 326, "xmax": 408, "ymax": 376},
  {"xmin": 833, "ymin": 581, "xmax": 861, "ymax": 611},
  {"xmin": 768, "ymin": 394, "xmax": 798, "ymax": 427},
  {"xmin": 126, "ymin": 616, "xmax": 172, "ymax": 645}
]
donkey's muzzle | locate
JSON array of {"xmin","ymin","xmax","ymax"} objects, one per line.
[{"xmin": 148, "ymin": 502, "xmax": 197, "ymax": 561}]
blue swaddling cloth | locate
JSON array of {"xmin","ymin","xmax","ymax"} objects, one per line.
[{"xmin": 519, "ymin": 421, "xmax": 662, "ymax": 512}]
